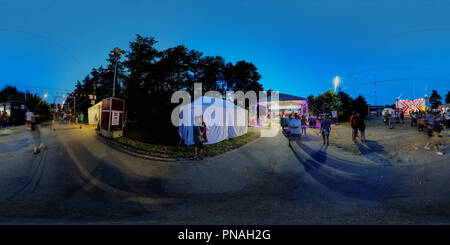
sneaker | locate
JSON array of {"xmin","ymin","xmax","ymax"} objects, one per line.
[
  {"xmin": 424, "ymin": 146, "xmax": 431, "ymax": 150},
  {"xmin": 436, "ymin": 152, "xmax": 444, "ymax": 156}
]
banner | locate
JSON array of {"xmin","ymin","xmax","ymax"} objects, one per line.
[{"xmin": 396, "ymin": 98, "xmax": 426, "ymax": 114}]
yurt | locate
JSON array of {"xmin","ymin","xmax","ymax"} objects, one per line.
[{"xmin": 178, "ymin": 96, "xmax": 248, "ymax": 146}]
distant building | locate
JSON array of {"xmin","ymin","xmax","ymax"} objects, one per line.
[
  {"xmin": 368, "ymin": 105, "xmax": 384, "ymax": 117},
  {"xmin": 0, "ymin": 101, "xmax": 27, "ymax": 125}
]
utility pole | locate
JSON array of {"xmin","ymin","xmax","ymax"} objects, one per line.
[
  {"xmin": 110, "ymin": 47, "xmax": 125, "ymax": 98},
  {"xmin": 373, "ymin": 71, "xmax": 377, "ymax": 105},
  {"xmin": 112, "ymin": 59, "xmax": 118, "ymax": 97}
]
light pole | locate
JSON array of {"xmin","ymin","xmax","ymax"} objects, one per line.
[
  {"xmin": 333, "ymin": 76, "xmax": 341, "ymax": 123},
  {"xmin": 110, "ymin": 47, "xmax": 125, "ymax": 98}
]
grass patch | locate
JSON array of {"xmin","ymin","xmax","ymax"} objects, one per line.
[{"xmin": 112, "ymin": 131, "xmax": 260, "ymax": 159}]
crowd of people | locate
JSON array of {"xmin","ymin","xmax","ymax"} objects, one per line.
[
  {"xmin": 350, "ymin": 112, "xmax": 366, "ymax": 144},
  {"xmin": 281, "ymin": 108, "xmax": 446, "ymax": 157},
  {"xmin": 23, "ymin": 109, "xmax": 86, "ymax": 154}
]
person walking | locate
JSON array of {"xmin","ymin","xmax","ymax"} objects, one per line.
[
  {"xmin": 193, "ymin": 116, "xmax": 204, "ymax": 160},
  {"xmin": 201, "ymin": 117, "xmax": 208, "ymax": 143},
  {"xmin": 25, "ymin": 109, "xmax": 33, "ymax": 130},
  {"xmin": 410, "ymin": 111, "xmax": 417, "ymax": 127},
  {"xmin": 32, "ymin": 108, "xmax": 46, "ymax": 154},
  {"xmin": 432, "ymin": 113, "xmax": 442, "ymax": 138},
  {"xmin": 78, "ymin": 112, "xmax": 84, "ymax": 129},
  {"xmin": 445, "ymin": 109, "xmax": 450, "ymax": 129},
  {"xmin": 358, "ymin": 114, "xmax": 366, "ymax": 143},
  {"xmin": 0, "ymin": 111, "xmax": 6, "ymax": 128},
  {"xmin": 301, "ymin": 114, "xmax": 308, "ymax": 136},
  {"xmin": 286, "ymin": 114, "xmax": 294, "ymax": 136},
  {"xmin": 288, "ymin": 113, "xmax": 301, "ymax": 146},
  {"xmin": 50, "ymin": 112, "xmax": 56, "ymax": 131},
  {"xmin": 350, "ymin": 111, "xmax": 359, "ymax": 143},
  {"xmin": 320, "ymin": 115, "xmax": 331, "ymax": 146},
  {"xmin": 400, "ymin": 110, "xmax": 404, "ymax": 124}
]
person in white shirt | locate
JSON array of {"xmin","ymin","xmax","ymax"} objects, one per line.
[
  {"xmin": 288, "ymin": 114, "xmax": 302, "ymax": 146},
  {"xmin": 25, "ymin": 109, "xmax": 33, "ymax": 130},
  {"xmin": 445, "ymin": 109, "xmax": 450, "ymax": 129},
  {"xmin": 286, "ymin": 114, "xmax": 293, "ymax": 135}
]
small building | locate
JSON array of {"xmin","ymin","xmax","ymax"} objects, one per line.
[
  {"xmin": 0, "ymin": 101, "xmax": 27, "ymax": 125},
  {"xmin": 368, "ymin": 105, "xmax": 384, "ymax": 117},
  {"xmin": 88, "ymin": 101, "xmax": 102, "ymax": 126}
]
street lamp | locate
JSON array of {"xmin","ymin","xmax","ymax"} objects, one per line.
[
  {"xmin": 110, "ymin": 47, "xmax": 126, "ymax": 97},
  {"xmin": 333, "ymin": 76, "xmax": 341, "ymax": 124},
  {"xmin": 333, "ymin": 76, "xmax": 341, "ymax": 93}
]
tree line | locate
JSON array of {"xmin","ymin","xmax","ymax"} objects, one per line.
[
  {"xmin": 0, "ymin": 85, "xmax": 51, "ymax": 115},
  {"xmin": 66, "ymin": 34, "xmax": 264, "ymax": 145},
  {"xmin": 306, "ymin": 89, "xmax": 449, "ymax": 123},
  {"xmin": 307, "ymin": 90, "xmax": 369, "ymax": 122}
]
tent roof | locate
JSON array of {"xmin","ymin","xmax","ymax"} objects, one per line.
[
  {"xmin": 266, "ymin": 93, "xmax": 306, "ymax": 102},
  {"xmin": 182, "ymin": 96, "xmax": 246, "ymax": 111}
]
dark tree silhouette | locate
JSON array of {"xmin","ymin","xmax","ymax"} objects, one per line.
[
  {"xmin": 429, "ymin": 90, "xmax": 442, "ymax": 109},
  {"xmin": 66, "ymin": 34, "xmax": 264, "ymax": 145}
]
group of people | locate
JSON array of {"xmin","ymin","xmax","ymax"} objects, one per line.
[
  {"xmin": 350, "ymin": 112, "xmax": 366, "ymax": 144},
  {"xmin": 283, "ymin": 113, "xmax": 333, "ymax": 146},
  {"xmin": 60, "ymin": 111, "xmax": 84, "ymax": 128},
  {"xmin": 383, "ymin": 110, "xmax": 445, "ymax": 156},
  {"xmin": 24, "ymin": 109, "xmax": 85, "ymax": 154},
  {"xmin": 417, "ymin": 112, "xmax": 444, "ymax": 155},
  {"xmin": 284, "ymin": 114, "xmax": 309, "ymax": 145},
  {"xmin": 25, "ymin": 109, "xmax": 47, "ymax": 154}
]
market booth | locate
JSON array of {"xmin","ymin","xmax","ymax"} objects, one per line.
[
  {"xmin": 257, "ymin": 93, "xmax": 308, "ymax": 127},
  {"xmin": 88, "ymin": 101, "xmax": 102, "ymax": 126},
  {"xmin": 100, "ymin": 97, "xmax": 125, "ymax": 138}
]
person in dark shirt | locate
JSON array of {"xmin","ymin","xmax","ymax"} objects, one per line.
[
  {"xmin": 193, "ymin": 116, "xmax": 204, "ymax": 160},
  {"xmin": 357, "ymin": 113, "xmax": 366, "ymax": 143},
  {"xmin": 301, "ymin": 115, "xmax": 308, "ymax": 136},
  {"xmin": 320, "ymin": 115, "xmax": 331, "ymax": 146},
  {"xmin": 32, "ymin": 108, "xmax": 46, "ymax": 154},
  {"xmin": 350, "ymin": 111, "xmax": 359, "ymax": 143}
]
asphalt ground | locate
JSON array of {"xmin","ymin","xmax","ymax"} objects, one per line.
[{"xmin": 0, "ymin": 122, "xmax": 449, "ymax": 224}]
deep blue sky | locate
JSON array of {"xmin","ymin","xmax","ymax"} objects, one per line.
[{"xmin": 1, "ymin": 0, "xmax": 449, "ymax": 105}]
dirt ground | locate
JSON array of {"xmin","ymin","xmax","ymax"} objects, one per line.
[{"xmin": 309, "ymin": 118, "xmax": 450, "ymax": 166}]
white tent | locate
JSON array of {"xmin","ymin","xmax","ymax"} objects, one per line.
[
  {"xmin": 178, "ymin": 96, "xmax": 248, "ymax": 146},
  {"xmin": 88, "ymin": 101, "xmax": 102, "ymax": 125}
]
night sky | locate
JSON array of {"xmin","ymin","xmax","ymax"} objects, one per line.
[{"xmin": 1, "ymin": 0, "xmax": 449, "ymax": 105}]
